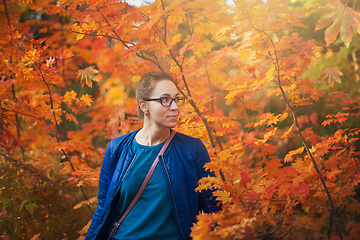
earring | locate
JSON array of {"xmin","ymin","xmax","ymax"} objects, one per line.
[{"xmin": 145, "ymin": 113, "xmax": 148, "ymax": 117}]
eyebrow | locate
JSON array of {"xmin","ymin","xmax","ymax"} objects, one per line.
[{"xmin": 160, "ymin": 93, "xmax": 180, "ymax": 97}]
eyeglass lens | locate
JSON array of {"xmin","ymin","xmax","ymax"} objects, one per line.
[{"xmin": 160, "ymin": 97, "xmax": 185, "ymax": 106}]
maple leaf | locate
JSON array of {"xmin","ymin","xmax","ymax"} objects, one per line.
[
  {"xmin": 80, "ymin": 94, "xmax": 94, "ymax": 106},
  {"xmin": 315, "ymin": 0, "xmax": 360, "ymax": 47},
  {"xmin": 284, "ymin": 146, "xmax": 304, "ymax": 162},
  {"xmin": 59, "ymin": 49, "xmax": 74, "ymax": 60},
  {"xmin": 281, "ymin": 123, "xmax": 294, "ymax": 138},
  {"xmin": 63, "ymin": 90, "xmax": 78, "ymax": 103},
  {"xmin": 76, "ymin": 66, "xmax": 100, "ymax": 88},
  {"xmin": 263, "ymin": 127, "xmax": 278, "ymax": 142},
  {"xmin": 65, "ymin": 113, "xmax": 78, "ymax": 124},
  {"xmin": 213, "ymin": 190, "xmax": 232, "ymax": 204},
  {"xmin": 321, "ymin": 67, "xmax": 343, "ymax": 87},
  {"xmin": 73, "ymin": 197, "xmax": 97, "ymax": 210}
]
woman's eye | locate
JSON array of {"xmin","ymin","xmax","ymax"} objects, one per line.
[{"xmin": 162, "ymin": 97, "xmax": 170, "ymax": 102}]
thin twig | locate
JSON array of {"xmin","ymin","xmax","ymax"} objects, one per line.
[
  {"xmin": 269, "ymin": 29, "xmax": 344, "ymax": 240},
  {"xmin": 10, "ymin": 35, "xmax": 89, "ymax": 203},
  {"xmin": 94, "ymin": 2, "xmax": 225, "ymax": 181},
  {"xmin": 1, "ymin": 154, "xmax": 93, "ymax": 213},
  {"xmin": 95, "ymin": 6, "xmax": 164, "ymax": 71},
  {"xmin": 239, "ymin": 4, "xmax": 343, "ymax": 239}
]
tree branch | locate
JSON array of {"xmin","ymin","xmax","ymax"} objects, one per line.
[
  {"xmin": 93, "ymin": 3, "xmax": 225, "ymax": 181},
  {"xmin": 268, "ymin": 28, "xmax": 344, "ymax": 240},
  {"xmin": 95, "ymin": 6, "xmax": 164, "ymax": 71},
  {"xmin": 239, "ymin": 5, "xmax": 343, "ymax": 239},
  {"xmin": 10, "ymin": 38, "xmax": 89, "ymax": 203},
  {"xmin": 1, "ymin": 154, "xmax": 93, "ymax": 213}
]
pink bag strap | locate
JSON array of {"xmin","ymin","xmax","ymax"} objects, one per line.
[{"xmin": 109, "ymin": 130, "xmax": 177, "ymax": 239}]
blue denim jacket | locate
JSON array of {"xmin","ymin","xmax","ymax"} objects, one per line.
[{"xmin": 85, "ymin": 129, "xmax": 220, "ymax": 240}]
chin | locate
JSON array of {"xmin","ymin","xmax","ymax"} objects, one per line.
[{"xmin": 166, "ymin": 122, "xmax": 177, "ymax": 128}]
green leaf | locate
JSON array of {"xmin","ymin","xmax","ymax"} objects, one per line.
[
  {"xmin": 1, "ymin": 198, "xmax": 11, "ymax": 208},
  {"xmin": 27, "ymin": 203, "xmax": 37, "ymax": 215},
  {"xmin": 20, "ymin": 200, "xmax": 28, "ymax": 212}
]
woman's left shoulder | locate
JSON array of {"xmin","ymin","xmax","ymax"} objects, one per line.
[
  {"xmin": 174, "ymin": 131, "xmax": 198, "ymax": 142},
  {"xmin": 173, "ymin": 131, "xmax": 206, "ymax": 149}
]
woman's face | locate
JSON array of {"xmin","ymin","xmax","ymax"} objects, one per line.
[{"xmin": 144, "ymin": 80, "xmax": 180, "ymax": 129}]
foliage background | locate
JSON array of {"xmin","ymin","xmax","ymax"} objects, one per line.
[{"xmin": 1, "ymin": 0, "xmax": 360, "ymax": 239}]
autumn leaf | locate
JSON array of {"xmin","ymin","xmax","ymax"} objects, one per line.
[
  {"xmin": 315, "ymin": 0, "xmax": 360, "ymax": 47},
  {"xmin": 63, "ymin": 90, "xmax": 78, "ymax": 103},
  {"xmin": 80, "ymin": 94, "xmax": 94, "ymax": 106},
  {"xmin": 65, "ymin": 113, "xmax": 78, "ymax": 124},
  {"xmin": 30, "ymin": 234, "xmax": 41, "ymax": 240},
  {"xmin": 322, "ymin": 67, "xmax": 343, "ymax": 87},
  {"xmin": 59, "ymin": 48, "xmax": 74, "ymax": 59},
  {"xmin": 263, "ymin": 127, "xmax": 278, "ymax": 142},
  {"xmin": 76, "ymin": 66, "xmax": 100, "ymax": 88},
  {"xmin": 284, "ymin": 146, "xmax": 304, "ymax": 162},
  {"xmin": 73, "ymin": 197, "xmax": 97, "ymax": 210},
  {"xmin": 213, "ymin": 190, "xmax": 232, "ymax": 204},
  {"xmin": 3, "ymin": 0, "xmax": 360, "ymax": 239},
  {"xmin": 281, "ymin": 123, "xmax": 294, "ymax": 138},
  {"xmin": 193, "ymin": 39, "xmax": 213, "ymax": 57}
]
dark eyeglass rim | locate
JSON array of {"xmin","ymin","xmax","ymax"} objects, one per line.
[{"xmin": 142, "ymin": 96, "xmax": 185, "ymax": 107}]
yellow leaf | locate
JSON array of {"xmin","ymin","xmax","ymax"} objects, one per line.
[
  {"xmin": 63, "ymin": 90, "xmax": 77, "ymax": 103},
  {"xmin": 213, "ymin": 190, "xmax": 232, "ymax": 204},
  {"xmin": 194, "ymin": 39, "xmax": 213, "ymax": 57},
  {"xmin": 264, "ymin": 127, "xmax": 278, "ymax": 141},
  {"xmin": 284, "ymin": 146, "xmax": 304, "ymax": 162},
  {"xmin": 281, "ymin": 123, "xmax": 294, "ymax": 138},
  {"xmin": 73, "ymin": 197, "xmax": 97, "ymax": 210},
  {"xmin": 80, "ymin": 94, "xmax": 93, "ymax": 106},
  {"xmin": 278, "ymin": 112, "xmax": 289, "ymax": 122},
  {"xmin": 76, "ymin": 34, "xmax": 85, "ymax": 41},
  {"xmin": 171, "ymin": 33, "xmax": 183, "ymax": 45}
]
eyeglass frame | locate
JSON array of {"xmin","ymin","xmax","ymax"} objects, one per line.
[{"xmin": 142, "ymin": 96, "xmax": 186, "ymax": 107}]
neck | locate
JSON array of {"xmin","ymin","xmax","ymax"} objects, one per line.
[{"xmin": 135, "ymin": 126, "xmax": 170, "ymax": 146}]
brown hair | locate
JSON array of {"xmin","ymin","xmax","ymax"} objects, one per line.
[{"xmin": 136, "ymin": 71, "xmax": 178, "ymax": 119}]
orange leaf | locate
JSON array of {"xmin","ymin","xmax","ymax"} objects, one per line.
[
  {"xmin": 76, "ymin": 66, "xmax": 100, "ymax": 88},
  {"xmin": 315, "ymin": 0, "xmax": 360, "ymax": 47}
]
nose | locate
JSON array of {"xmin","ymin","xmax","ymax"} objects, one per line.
[{"xmin": 169, "ymin": 100, "xmax": 179, "ymax": 110}]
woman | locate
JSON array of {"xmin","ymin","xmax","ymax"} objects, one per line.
[{"xmin": 85, "ymin": 71, "xmax": 220, "ymax": 240}]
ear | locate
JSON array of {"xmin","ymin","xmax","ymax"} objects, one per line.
[{"xmin": 138, "ymin": 100, "xmax": 148, "ymax": 113}]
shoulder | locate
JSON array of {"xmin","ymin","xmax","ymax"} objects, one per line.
[
  {"xmin": 105, "ymin": 130, "xmax": 139, "ymax": 156},
  {"xmin": 108, "ymin": 130, "xmax": 138, "ymax": 147},
  {"xmin": 173, "ymin": 131, "xmax": 201, "ymax": 144},
  {"xmin": 172, "ymin": 131, "xmax": 209, "ymax": 153}
]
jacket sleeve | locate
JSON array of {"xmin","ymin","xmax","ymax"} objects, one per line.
[
  {"xmin": 195, "ymin": 139, "xmax": 221, "ymax": 214},
  {"xmin": 85, "ymin": 142, "xmax": 113, "ymax": 240}
]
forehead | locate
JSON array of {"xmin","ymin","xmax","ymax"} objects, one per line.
[{"xmin": 151, "ymin": 80, "xmax": 178, "ymax": 96}]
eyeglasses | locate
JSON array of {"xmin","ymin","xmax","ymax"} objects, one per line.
[{"xmin": 143, "ymin": 96, "xmax": 185, "ymax": 107}]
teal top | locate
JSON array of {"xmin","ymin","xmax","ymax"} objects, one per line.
[{"xmin": 110, "ymin": 138, "xmax": 179, "ymax": 240}]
